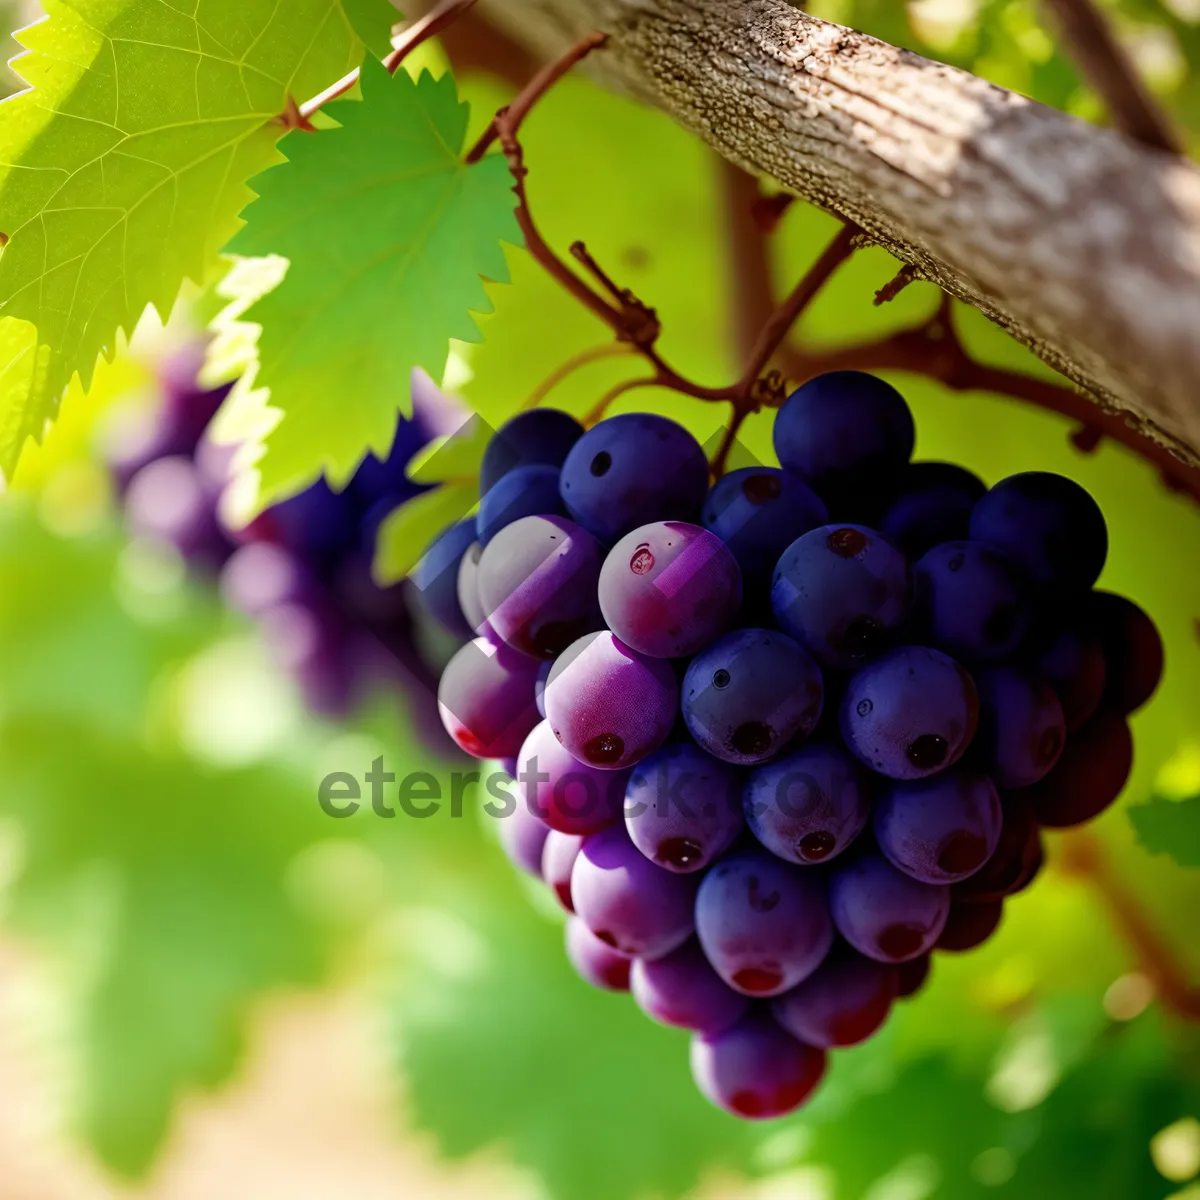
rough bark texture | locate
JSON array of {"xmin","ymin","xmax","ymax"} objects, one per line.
[{"xmin": 473, "ymin": 0, "xmax": 1200, "ymax": 466}]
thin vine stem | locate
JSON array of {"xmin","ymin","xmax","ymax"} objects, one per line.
[{"xmin": 523, "ymin": 344, "xmax": 637, "ymax": 410}]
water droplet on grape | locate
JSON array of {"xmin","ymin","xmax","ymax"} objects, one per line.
[{"xmin": 583, "ymin": 733, "xmax": 625, "ymax": 764}]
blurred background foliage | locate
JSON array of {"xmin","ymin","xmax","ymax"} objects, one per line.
[{"xmin": 0, "ymin": 0, "xmax": 1199, "ymax": 1197}]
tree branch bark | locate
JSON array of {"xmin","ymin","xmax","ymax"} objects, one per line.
[{"xmin": 464, "ymin": 0, "xmax": 1200, "ymax": 469}]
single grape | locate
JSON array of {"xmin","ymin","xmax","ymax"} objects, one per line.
[
  {"xmin": 481, "ymin": 408, "xmax": 584, "ymax": 493},
  {"xmin": 880, "ymin": 462, "xmax": 986, "ymax": 559},
  {"xmin": 701, "ymin": 467, "xmax": 828, "ymax": 585},
  {"xmin": 564, "ymin": 917, "xmax": 632, "ymax": 992},
  {"xmin": 477, "ymin": 464, "xmax": 567, "ymax": 546},
  {"xmin": 969, "ymin": 471, "xmax": 1108, "ymax": 591},
  {"xmin": 437, "ymin": 636, "xmax": 542, "ymax": 759},
  {"xmin": 936, "ymin": 900, "xmax": 1004, "ymax": 951},
  {"xmin": 682, "ymin": 629, "xmax": 824, "ymax": 765},
  {"xmin": 631, "ymin": 939, "xmax": 750, "ymax": 1035},
  {"xmin": 896, "ymin": 954, "xmax": 932, "ymax": 998},
  {"xmin": 840, "ymin": 646, "xmax": 979, "ymax": 780},
  {"xmin": 773, "ymin": 371, "xmax": 915, "ymax": 496},
  {"xmin": 514, "ymin": 719, "xmax": 628, "ymax": 835},
  {"xmin": 598, "ymin": 522, "xmax": 742, "ymax": 658},
  {"xmin": 953, "ymin": 792, "xmax": 1043, "ymax": 904},
  {"xmin": 498, "ymin": 800, "xmax": 551, "ymax": 877},
  {"xmin": 771, "ymin": 525, "xmax": 912, "ymax": 670},
  {"xmin": 125, "ymin": 455, "xmax": 231, "ymax": 568},
  {"xmin": 874, "ymin": 768, "xmax": 1003, "ymax": 884},
  {"xmin": 695, "ymin": 850, "xmax": 834, "ymax": 996},
  {"xmin": 542, "ymin": 830, "xmax": 584, "ymax": 912},
  {"xmin": 772, "ymin": 947, "xmax": 899, "ymax": 1048},
  {"xmin": 535, "ymin": 659, "xmax": 552, "ymax": 718},
  {"xmin": 571, "ymin": 824, "xmax": 699, "ymax": 958},
  {"xmin": 1087, "ymin": 591, "xmax": 1164, "ymax": 715},
  {"xmin": 1030, "ymin": 624, "xmax": 1107, "ymax": 732},
  {"xmin": 456, "ymin": 541, "xmax": 491, "ymax": 637},
  {"xmin": 743, "ymin": 743, "xmax": 873, "ymax": 866},
  {"xmin": 913, "ymin": 541, "xmax": 1031, "ymax": 662},
  {"xmin": 410, "ymin": 519, "xmax": 477, "ymax": 639},
  {"xmin": 829, "ymin": 853, "xmax": 950, "ymax": 963},
  {"xmin": 559, "ymin": 413, "xmax": 709, "ymax": 543},
  {"xmin": 624, "ymin": 742, "xmax": 744, "ymax": 872},
  {"xmin": 974, "ymin": 667, "xmax": 1066, "ymax": 788},
  {"xmin": 477, "ymin": 515, "xmax": 605, "ymax": 659},
  {"xmin": 543, "ymin": 631, "xmax": 679, "ymax": 770},
  {"xmin": 1028, "ymin": 707, "xmax": 1133, "ymax": 827},
  {"xmin": 690, "ymin": 1011, "xmax": 827, "ymax": 1120}
]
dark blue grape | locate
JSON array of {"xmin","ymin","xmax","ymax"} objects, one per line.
[
  {"xmin": 1029, "ymin": 624, "xmax": 1107, "ymax": 733},
  {"xmin": 1087, "ymin": 591, "xmax": 1164, "ymax": 715},
  {"xmin": 880, "ymin": 461, "xmax": 986, "ymax": 559},
  {"xmin": 481, "ymin": 408, "xmax": 584, "ymax": 493},
  {"xmin": 249, "ymin": 479, "xmax": 359, "ymax": 574},
  {"xmin": 974, "ymin": 667, "xmax": 1066, "ymax": 788},
  {"xmin": 476, "ymin": 464, "xmax": 567, "ymax": 546},
  {"xmin": 409, "ymin": 519, "xmax": 476, "ymax": 639}
]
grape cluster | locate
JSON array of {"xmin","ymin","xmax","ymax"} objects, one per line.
[
  {"xmin": 424, "ymin": 370, "xmax": 1163, "ymax": 1121},
  {"xmin": 106, "ymin": 349, "xmax": 457, "ymax": 733}
]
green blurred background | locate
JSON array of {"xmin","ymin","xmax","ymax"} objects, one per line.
[{"xmin": 0, "ymin": 0, "xmax": 1198, "ymax": 1196}]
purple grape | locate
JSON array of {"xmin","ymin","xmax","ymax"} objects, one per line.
[
  {"xmin": 477, "ymin": 464, "xmax": 567, "ymax": 546},
  {"xmin": 954, "ymin": 792, "xmax": 1043, "ymax": 904},
  {"xmin": 259, "ymin": 601, "xmax": 355, "ymax": 715},
  {"xmin": 481, "ymin": 408, "xmax": 584, "ymax": 493},
  {"xmin": 701, "ymin": 467, "xmax": 827, "ymax": 584},
  {"xmin": 771, "ymin": 947, "xmax": 898, "ymax": 1048},
  {"xmin": 874, "ymin": 768, "xmax": 1003, "ymax": 884},
  {"xmin": 840, "ymin": 646, "xmax": 979, "ymax": 780},
  {"xmin": 410, "ymin": 519, "xmax": 477, "ymax": 639},
  {"xmin": 630, "ymin": 939, "xmax": 750, "ymax": 1035},
  {"xmin": 624, "ymin": 743, "xmax": 744, "ymax": 872},
  {"xmin": 125, "ymin": 456, "xmax": 231, "ymax": 569},
  {"xmin": 498, "ymin": 800, "xmax": 551, "ymax": 876},
  {"xmin": 1087, "ymin": 591, "xmax": 1164, "ymax": 715},
  {"xmin": 598, "ymin": 522, "xmax": 741, "ymax": 658},
  {"xmin": 477, "ymin": 515, "xmax": 604, "ymax": 659},
  {"xmin": 1028, "ymin": 707, "xmax": 1132, "ymax": 828},
  {"xmin": 571, "ymin": 824, "xmax": 698, "ymax": 958},
  {"xmin": 542, "ymin": 830, "xmax": 584, "ymax": 912},
  {"xmin": 543, "ymin": 631, "xmax": 679, "ymax": 770},
  {"xmin": 743, "ymin": 743, "xmax": 873, "ymax": 866},
  {"xmin": 969, "ymin": 471, "xmax": 1108, "ymax": 591},
  {"xmin": 913, "ymin": 541, "xmax": 1031, "ymax": 662},
  {"xmin": 330, "ymin": 549, "xmax": 413, "ymax": 631},
  {"xmin": 773, "ymin": 371, "xmax": 915, "ymax": 497},
  {"xmin": 456, "ymin": 541, "xmax": 490, "ymax": 636},
  {"xmin": 690, "ymin": 1011, "xmax": 827, "ymax": 1119},
  {"xmin": 682, "ymin": 629, "xmax": 824, "ymax": 765},
  {"xmin": 771, "ymin": 525, "xmax": 911, "ymax": 670},
  {"xmin": 936, "ymin": 899, "xmax": 1004, "ymax": 951},
  {"xmin": 564, "ymin": 917, "xmax": 631, "ymax": 992},
  {"xmin": 896, "ymin": 954, "xmax": 932, "ymax": 998},
  {"xmin": 880, "ymin": 462, "xmax": 986, "ymax": 559},
  {"xmin": 220, "ymin": 543, "xmax": 319, "ymax": 616},
  {"xmin": 437, "ymin": 636, "xmax": 541, "ymax": 759},
  {"xmin": 1030, "ymin": 625, "xmax": 1107, "ymax": 732},
  {"xmin": 535, "ymin": 659, "xmax": 552, "ymax": 718},
  {"xmin": 514, "ymin": 720, "xmax": 628, "ymax": 835},
  {"xmin": 248, "ymin": 479, "xmax": 359, "ymax": 572},
  {"xmin": 829, "ymin": 853, "xmax": 950, "ymax": 963},
  {"xmin": 695, "ymin": 850, "xmax": 834, "ymax": 996},
  {"xmin": 559, "ymin": 413, "xmax": 709, "ymax": 543},
  {"xmin": 974, "ymin": 667, "xmax": 1066, "ymax": 788}
]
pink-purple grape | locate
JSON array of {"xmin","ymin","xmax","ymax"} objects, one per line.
[
  {"xmin": 125, "ymin": 455, "xmax": 230, "ymax": 569},
  {"xmin": 1088, "ymin": 591, "xmax": 1164, "ymax": 715},
  {"xmin": 743, "ymin": 742, "xmax": 874, "ymax": 866},
  {"xmin": 543, "ymin": 631, "xmax": 679, "ymax": 770},
  {"xmin": 598, "ymin": 522, "xmax": 742, "ymax": 658},
  {"xmin": 690, "ymin": 1011, "xmax": 826, "ymax": 1119},
  {"xmin": 220, "ymin": 542, "xmax": 317, "ymax": 616},
  {"xmin": 498, "ymin": 800, "xmax": 551, "ymax": 877},
  {"xmin": 624, "ymin": 742, "xmax": 744, "ymax": 872},
  {"xmin": 456, "ymin": 541, "xmax": 491, "ymax": 636},
  {"xmin": 682, "ymin": 628, "xmax": 824, "ymax": 765},
  {"xmin": 936, "ymin": 899, "xmax": 1004, "ymax": 951},
  {"xmin": 1028, "ymin": 707, "xmax": 1133, "ymax": 828},
  {"xmin": 478, "ymin": 515, "xmax": 605, "ymax": 660},
  {"xmin": 542, "ymin": 830, "xmax": 584, "ymax": 912},
  {"xmin": 564, "ymin": 917, "xmax": 632, "ymax": 992},
  {"xmin": 880, "ymin": 461, "xmax": 986, "ymax": 559},
  {"xmin": 771, "ymin": 947, "xmax": 899, "ymax": 1048},
  {"xmin": 874, "ymin": 768, "xmax": 1003, "ymax": 884},
  {"xmin": 694, "ymin": 850, "xmax": 834, "ymax": 996},
  {"xmin": 840, "ymin": 646, "xmax": 979, "ymax": 780},
  {"xmin": 437, "ymin": 636, "xmax": 542, "ymax": 759},
  {"xmin": 771, "ymin": 525, "xmax": 911, "ymax": 670},
  {"xmin": 514, "ymin": 719, "xmax": 628, "ymax": 835},
  {"xmin": 630, "ymin": 939, "xmax": 750, "ymax": 1034},
  {"xmin": 974, "ymin": 667, "xmax": 1066, "ymax": 788},
  {"xmin": 476, "ymin": 464, "xmax": 566, "ymax": 546},
  {"xmin": 571, "ymin": 824, "xmax": 699, "ymax": 958},
  {"xmin": 829, "ymin": 852, "xmax": 950, "ymax": 963},
  {"xmin": 481, "ymin": 408, "xmax": 584, "ymax": 493}
]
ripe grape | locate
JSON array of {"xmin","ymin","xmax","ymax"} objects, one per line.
[
  {"xmin": 874, "ymin": 768, "xmax": 1003, "ymax": 884},
  {"xmin": 1030, "ymin": 625, "xmax": 1107, "ymax": 732},
  {"xmin": 624, "ymin": 742, "xmax": 744, "ymax": 872},
  {"xmin": 1028, "ymin": 707, "xmax": 1133, "ymax": 827},
  {"xmin": 535, "ymin": 659, "xmax": 552, "ymax": 718},
  {"xmin": 409, "ymin": 519, "xmax": 477, "ymax": 638},
  {"xmin": 743, "ymin": 742, "xmax": 873, "ymax": 866},
  {"xmin": 630, "ymin": 939, "xmax": 750, "ymax": 1035},
  {"xmin": 571, "ymin": 824, "xmax": 699, "ymax": 958},
  {"xmin": 682, "ymin": 628, "xmax": 824, "ymax": 765},
  {"xmin": 125, "ymin": 456, "xmax": 230, "ymax": 569},
  {"xmin": 896, "ymin": 954, "xmax": 932, "ymax": 998},
  {"xmin": 1088, "ymin": 591, "xmax": 1164, "ymax": 714},
  {"xmin": 771, "ymin": 525, "xmax": 912, "ymax": 670},
  {"xmin": 559, "ymin": 413, "xmax": 709, "ymax": 543},
  {"xmin": 840, "ymin": 646, "xmax": 979, "ymax": 780},
  {"xmin": 690, "ymin": 1011, "xmax": 826, "ymax": 1119},
  {"xmin": 772, "ymin": 948, "xmax": 899, "ymax": 1048},
  {"xmin": 514, "ymin": 719, "xmax": 628, "ymax": 835},
  {"xmin": 970, "ymin": 471, "xmax": 1108, "ymax": 591},
  {"xmin": 498, "ymin": 799, "xmax": 551, "ymax": 877},
  {"xmin": 220, "ymin": 542, "xmax": 317, "ymax": 617},
  {"xmin": 437, "ymin": 636, "xmax": 542, "ymax": 759},
  {"xmin": 476, "ymin": 463, "xmax": 566, "ymax": 546},
  {"xmin": 829, "ymin": 853, "xmax": 950, "ymax": 963},
  {"xmin": 565, "ymin": 917, "xmax": 632, "ymax": 992},
  {"xmin": 542, "ymin": 830, "xmax": 584, "ymax": 912},
  {"xmin": 936, "ymin": 899, "xmax": 1004, "ymax": 951},
  {"xmin": 456, "ymin": 541, "xmax": 491, "ymax": 637},
  {"xmin": 695, "ymin": 850, "xmax": 834, "ymax": 996},
  {"xmin": 598, "ymin": 522, "xmax": 742, "ymax": 658},
  {"xmin": 543, "ymin": 631, "xmax": 679, "ymax": 770},
  {"xmin": 974, "ymin": 667, "xmax": 1066, "ymax": 788},
  {"xmin": 880, "ymin": 462, "xmax": 986, "ymax": 559},
  {"xmin": 953, "ymin": 792, "xmax": 1043, "ymax": 904},
  {"xmin": 247, "ymin": 479, "xmax": 359, "ymax": 572},
  {"xmin": 478, "ymin": 515, "xmax": 605, "ymax": 659},
  {"xmin": 481, "ymin": 408, "xmax": 584, "ymax": 492}
]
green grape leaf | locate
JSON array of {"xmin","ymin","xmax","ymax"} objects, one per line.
[
  {"xmin": 373, "ymin": 479, "xmax": 476, "ymax": 584},
  {"xmin": 1128, "ymin": 795, "xmax": 1200, "ymax": 868},
  {"xmin": 0, "ymin": 0, "xmax": 397, "ymax": 478},
  {"xmin": 344, "ymin": 0, "xmax": 401, "ymax": 58},
  {"xmin": 219, "ymin": 60, "xmax": 521, "ymax": 507}
]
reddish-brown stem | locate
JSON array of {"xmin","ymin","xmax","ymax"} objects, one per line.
[
  {"xmin": 523, "ymin": 343, "xmax": 636, "ymax": 410},
  {"xmin": 583, "ymin": 377, "xmax": 660, "ymax": 425},
  {"xmin": 720, "ymin": 162, "xmax": 779, "ymax": 371}
]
